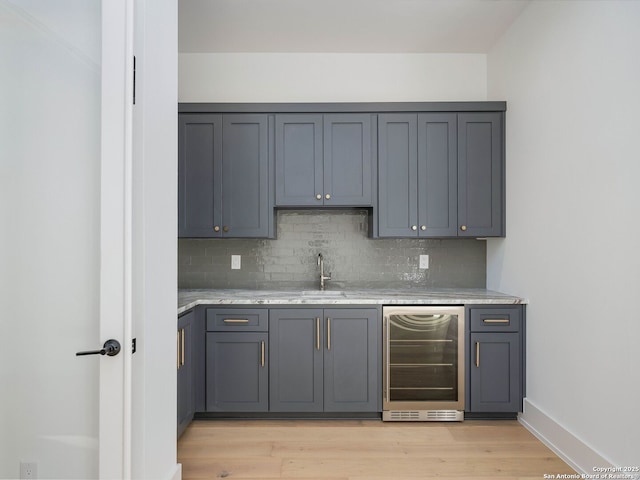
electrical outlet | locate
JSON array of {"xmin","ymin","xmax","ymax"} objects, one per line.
[
  {"xmin": 419, "ymin": 254, "xmax": 429, "ymax": 269},
  {"xmin": 231, "ymin": 255, "xmax": 241, "ymax": 270},
  {"xmin": 20, "ymin": 462, "xmax": 37, "ymax": 479}
]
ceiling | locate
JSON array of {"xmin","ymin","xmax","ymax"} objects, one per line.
[{"xmin": 179, "ymin": 0, "xmax": 530, "ymax": 54}]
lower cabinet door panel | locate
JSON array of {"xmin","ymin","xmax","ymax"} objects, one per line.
[
  {"xmin": 469, "ymin": 332, "xmax": 521, "ymax": 412},
  {"xmin": 206, "ymin": 332, "xmax": 268, "ymax": 412},
  {"xmin": 269, "ymin": 310, "xmax": 324, "ymax": 412},
  {"xmin": 270, "ymin": 308, "xmax": 379, "ymax": 413},
  {"xmin": 177, "ymin": 311, "xmax": 194, "ymax": 436},
  {"xmin": 324, "ymin": 310, "xmax": 378, "ymax": 412}
]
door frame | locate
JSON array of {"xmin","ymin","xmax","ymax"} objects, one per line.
[{"xmin": 100, "ymin": 0, "xmax": 135, "ymax": 477}]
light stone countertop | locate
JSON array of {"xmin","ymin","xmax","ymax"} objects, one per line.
[{"xmin": 178, "ymin": 288, "xmax": 528, "ymax": 315}]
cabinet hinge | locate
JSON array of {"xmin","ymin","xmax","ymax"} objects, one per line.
[{"xmin": 133, "ymin": 55, "xmax": 136, "ymax": 105}]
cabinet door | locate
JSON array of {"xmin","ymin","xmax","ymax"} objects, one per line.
[
  {"xmin": 469, "ymin": 332, "xmax": 521, "ymax": 412},
  {"xmin": 457, "ymin": 113, "xmax": 504, "ymax": 237},
  {"xmin": 206, "ymin": 332, "xmax": 268, "ymax": 412},
  {"xmin": 324, "ymin": 309, "xmax": 379, "ymax": 412},
  {"xmin": 417, "ymin": 114, "xmax": 458, "ymax": 237},
  {"xmin": 221, "ymin": 115, "xmax": 271, "ymax": 237},
  {"xmin": 323, "ymin": 114, "xmax": 375, "ymax": 206},
  {"xmin": 378, "ymin": 114, "xmax": 418, "ymax": 237},
  {"xmin": 269, "ymin": 309, "xmax": 324, "ymax": 412},
  {"xmin": 178, "ymin": 114, "xmax": 222, "ymax": 237},
  {"xmin": 177, "ymin": 311, "xmax": 194, "ymax": 437},
  {"xmin": 275, "ymin": 114, "xmax": 323, "ymax": 206}
]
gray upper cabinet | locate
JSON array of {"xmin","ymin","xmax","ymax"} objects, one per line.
[
  {"xmin": 178, "ymin": 103, "xmax": 505, "ymax": 238},
  {"xmin": 378, "ymin": 111, "xmax": 503, "ymax": 238},
  {"xmin": 178, "ymin": 113, "xmax": 273, "ymax": 238},
  {"xmin": 275, "ymin": 114, "xmax": 375, "ymax": 207},
  {"xmin": 275, "ymin": 115, "xmax": 323, "ymax": 207},
  {"xmin": 378, "ymin": 113, "xmax": 457, "ymax": 237},
  {"xmin": 178, "ymin": 114, "xmax": 222, "ymax": 237},
  {"xmin": 457, "ymin": 113, "xmax": 504, "ymax": 237}
]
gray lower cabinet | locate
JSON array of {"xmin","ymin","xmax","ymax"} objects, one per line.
[
  {"xmin": 467, "ymin": 306, "xmax": 524, "ymax": 413},
  {"xmin": 177, "ymin": 310, "xmax": 194, "ymax": 437},
  {"xmin": 206, "ymin": 332, "xmax": 269, "ymax": 412},
  {"xmin": 269, "ymin": 308, "xmax": 379, "ymax": 412},
  {"xmin": 378, "ymin": 112, "xmax": 504, "ymax": 238},
  {"xmin": 205, "ymin": 307, "xmax": 269, "ymax": 411},
  {"xmin": 178, "ymin": 113, "xmax": 273, "ymax": 238},
  {"xmin": 275, "ymin": 114, "xmax": 375, "ymax": 207}
]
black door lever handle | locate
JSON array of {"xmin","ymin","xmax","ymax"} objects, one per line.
[{"xmin": 76, "ymin": 339, "xmax": 121, "ymax": 357}]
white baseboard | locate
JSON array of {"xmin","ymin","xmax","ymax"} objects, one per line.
[
  {"xmin": 518, "ymin": 398, "xmax": 613, "ymax": 475},
  {"xmin": 166, "ymin": 463, "xmax": 182, "ymax": 480}
]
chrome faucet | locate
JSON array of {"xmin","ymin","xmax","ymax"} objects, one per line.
[{"xmin": 317, "ymin": 253, "xmax": 331, "ymax": 290}]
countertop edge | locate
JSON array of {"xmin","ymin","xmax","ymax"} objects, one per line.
[{"xmin": 177, "ymin": 289, "xmax": 528, "ymax": 315}]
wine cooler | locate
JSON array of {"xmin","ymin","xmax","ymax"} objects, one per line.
[{"xmin": 383, "ymin": 306, "xmax": 465, "ymax": 421}]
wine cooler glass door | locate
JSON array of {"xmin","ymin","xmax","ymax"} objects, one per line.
[{"xmin": 384, "ymin": 306, "xmax": 465, "ymax": 411}]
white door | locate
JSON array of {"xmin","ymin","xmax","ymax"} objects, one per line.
[{"xmin": 0, "ymin": 1, "xmax": 133, "ymax": 478}]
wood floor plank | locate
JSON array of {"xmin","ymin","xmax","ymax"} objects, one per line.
[
  {"xmin": 280, "ymin": 456, "xmax": 572, "ymax": 478},
  {"xmin": 177, "ymin": 419, "xmax": 576, "ymax": 480},
  {"xmin": 180, "ymin": 457, "xmax": 282, "ymax": 479},
  {"xmin": 272, "ymin": 441, "xmax": 560, "ymax": 459}
]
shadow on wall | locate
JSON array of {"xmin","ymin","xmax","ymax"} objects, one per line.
[{"xmin": 178, "ymin": 210, "xmax": 486, "ymax": 289}]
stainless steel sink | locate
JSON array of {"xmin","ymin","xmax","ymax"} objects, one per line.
[{"xmin": 300, "ymin": 290, "xmax": 347, "ymax": 296}]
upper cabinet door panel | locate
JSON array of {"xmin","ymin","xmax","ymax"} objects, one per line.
[
  {"xmin": 275, "ymin": 114, "xmax": 323, "ymax": 206},
  {"xmin": 178, "ymin": 114, "xmax": 222, "ymax": 237},
  {"xmin": 417, "ymin": 113, "xmax": 458, "ymax": 237},
  {"xmin": 323, "ymin": 114, "xmax": 374, "ymax": 206},
  {"xmin": 222, "ymin": 115, "xmax": 271, "ymax": 237},
  {"xmin": 458, "ymin": 113, "xmax": 504, "ymax": 237},
  {"xmin": 378, "ymin": 114, "xmax": 418, "ymax": 237}
]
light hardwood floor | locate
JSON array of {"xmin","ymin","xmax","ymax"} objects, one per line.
[{"xmin": 178, "ymin": 419, "xmax": 576, "ymax": 479}]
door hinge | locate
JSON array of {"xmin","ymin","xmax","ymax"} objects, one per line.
[
  {"xmin": 132, "ymin": 338, "xmax": 137, "ymax": 354},
  {"xmin": 132, "ymin": 55, "xmax": 136, "ymax": 105}
]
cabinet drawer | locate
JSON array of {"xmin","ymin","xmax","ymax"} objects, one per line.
[
  {"xmin": 206, "ymin": 308, "xmax": 268, "ymax": 331},
  {"xmin": 469, "ymin": 306, "xmax": 521, "ymax": 332}
]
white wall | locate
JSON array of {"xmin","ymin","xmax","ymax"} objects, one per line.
[
  {"xmin": 179, "ymin": 53, "xmax": 487, "ymax": 102},
  {"xmin": 487, "ymin": 0, "xmax": 640, "ymax": 470}
]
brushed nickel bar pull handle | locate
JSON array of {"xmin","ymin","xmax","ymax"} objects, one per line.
[
  {"xmin": 177, "ymin": 331, "xmax": 180, "ymax": 370},
  {"xmin": 327, "ymin": 317, "xmax": 331, "ymax": 351},
  {"xmin": 475, "ymin": 342, "xmax": 480, "ymax": 368},
  {"xmin": 223, "ymin": 319, "xmax": 250, "ymax": 324},
  {"xmin": 181, "ymin": 329, "xmax": 185, "ymax": 367},
  {"xmin": 261, "ymin": 340, "xmax": 265, "ymax": 367},
  {"xmin": 316, "ymin": 317, "xmax": 320, "ymax": 350},
  {"xmin": 483, "ymin": 319, "xmax": 510, "ymax": 324}
]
